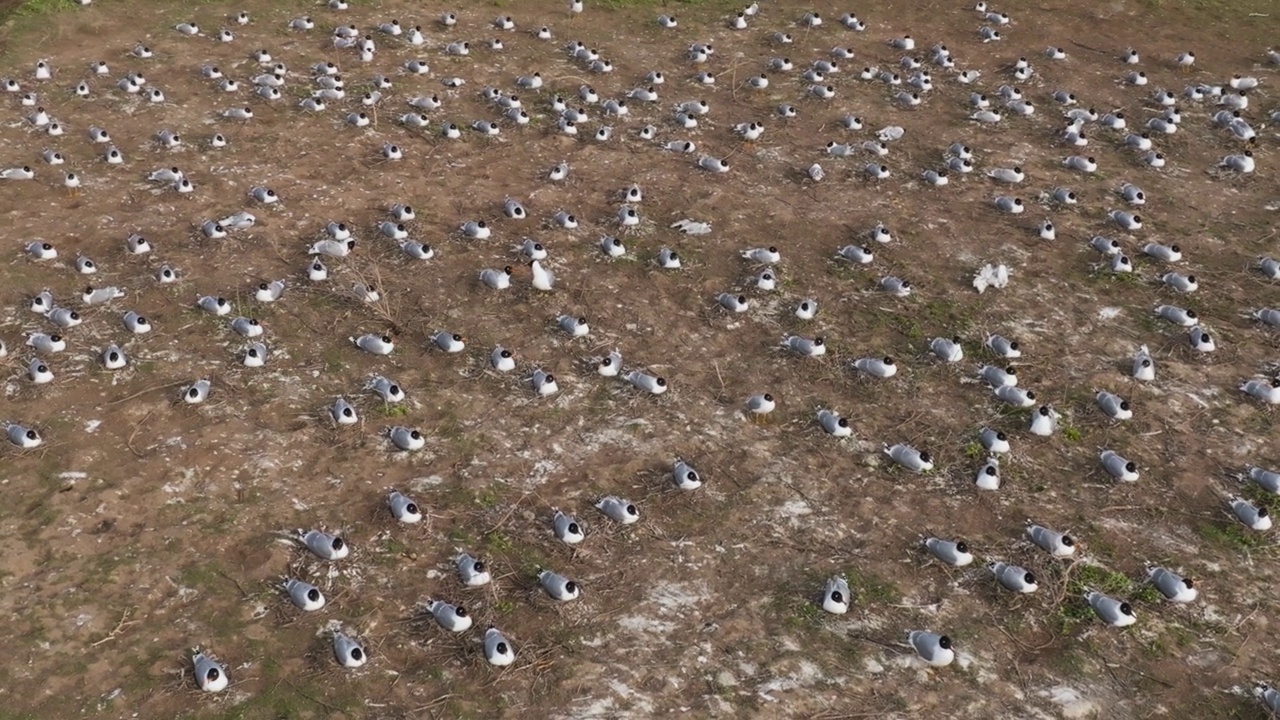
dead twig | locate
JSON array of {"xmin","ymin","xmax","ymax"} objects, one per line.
[{"xmin": 91, "ymin": 607, "xmax": 139, "ymax": 647}]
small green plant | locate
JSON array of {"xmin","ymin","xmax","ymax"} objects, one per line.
[
  {"xmin": 1197, "ymin": 521, "xmax": 1268, "ymax": 550},
  {"xmin": 847, "ymin": 569, "xmax": 900, "ymax": 604},
  {"xmin": 381, "ymin": 403, "xmax": 410, "ymax": 417},
  {"xmin": 483, "ymin": 530, "xmax": 513, "ymax": 553}
]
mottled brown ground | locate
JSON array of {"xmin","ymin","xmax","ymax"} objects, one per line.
[{"xmin": 0, "ymin": 0, "xmax": 1277, "ymax": 718}]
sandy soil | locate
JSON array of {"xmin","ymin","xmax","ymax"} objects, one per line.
[{"xmin": 0, "ymin": 0, "xmax": 1277, "ymax": 718}]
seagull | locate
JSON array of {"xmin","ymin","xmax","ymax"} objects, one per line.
[
  {"xmin": 285, "ymin": 578, "xmax": 326, "ymax": 611},
  {"xmin": 484, "ymin": 627, "xmax": 515, "ymax": 666},
  {"xmin": 450, "ymin": 552, "xmax": 492, "ymax": 587},
  {"xmin": 1147, "ymin": 566, "xmax": 1197, "ymax": 603},
  {"xmin": 1101, "ymin": 450, "xmax": 1139, "ymax": 482},
  {"xmin": 389, "ymin": 427, "xmax": 425, "ymax": 451},
  {"xmin": 925, "ymin": 537, "xmax": 974, "ymax": 566},
  {"xmin": 530, "ymin": 261, "xmax": 556, "ymax": 291},
  {"xmin": 746, "ymin": 393, "xmax": 775, "ymax": 416},
  {"xmin": 1231, "ymin": 496, "xmax": 1271, "ymax": 530},
  {"xmin": 908, "ymin": 632, "xmax": 955, "ymax": 667},
  {"xmin": 302, "ymin": 529, "xmax": 348, "ymax": 560},
  {"xmin": 854, "ymin": 357, "xmax": 897, "ymax": 378},
  {"xmin": 782, "ymin": 335, "xmax": 825, "ymax": 357},
  {"xmin": 558, "ymin": 315, "xmax": 590, "ymax": 337},
  {"xmin": 192, "ymin": 652, "xmax": 228, "ymax": 692},
  {"xmin": 986, "ymin": 335, "xmax": 1021, "ymax": 358},
  {"xmin": 333, "ymin": 633, "xmax": 367, "ymax": 668},
  {"xmin": 884, "ymin": 443, "xmax": 933, "ymax": 472},
  {"xmin": 596, "ymin": 496, "xmax": 640, "ymax": 524},
  {"xmin": 427, "ymin": 600, "xmax": 472, "ymax": 632},
  {"xmin": 990, "ymin": 562, "xmax": 1038, "ymax": 593},
  {"xmin": 1027, "ymin": 522, "xmax": 1076, "ymax": 557},
  {"xmin": 1086, "ymin": 591, "xmax": 1137, "ymax": 627},
  {"xmin": 821, "ymin": 575, "xmax": 850, "ymax": 614},
  {"xmin": 432, "ymin": 331, "xmax": 465, "ymax": 354},
  {"xmin": 480, "ymin": 267, "xmax": 513, "ymax": 290},
  {"xmin": 975, "ymin": 457, "xmax": 1000, "ymax": 489},
  {"xmin": 6, "ymin": 423, "xmax": 43, "ymax": 448},
  {"xmin": 1029, "ymin": 406, "xmax": 1059, "ymax": 436},
  {"xmin": 1097, "ymin": 391, "xmax": 1134, "ymax": 419},
  {"xmin": 624, "ymin": 370, "xmax": 667, "ymax": 395},
  {"xmin": 929, "ymin": 336, "xmax": 965, "ymax": 364},
  {"xmin": 1241, "ymin": 379, "xmax": 1280, "ymax": 404},
  {"xmin": 1247, "ymin": 465, "xmax": 1280, "ymax": 494},
  {"xmin": 552, "ymin": 510, "xmax": 585, "ymax": 545},
  {"xmin": 539, "ymin": 569, "xmax": 580, "ymax": 601}
]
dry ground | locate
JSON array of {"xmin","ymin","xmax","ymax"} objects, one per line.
[{"xmin": 0, "ymin": 0, "xmax": 1278, "ymax": 718}]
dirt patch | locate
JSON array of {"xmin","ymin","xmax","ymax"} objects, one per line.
[{"xmin": 1, "ymin": 0, "xmax": 1278, "ymax": 718}]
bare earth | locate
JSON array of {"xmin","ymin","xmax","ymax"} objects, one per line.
[{"xmin": 1, "ymin": 0, "xmax": 1278, "ymax": 718}]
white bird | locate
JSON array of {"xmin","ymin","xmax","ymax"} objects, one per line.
[
  {"xmin": 990, "ymin": 562, "xmax": 1038, "ymax": 593},
  {"xmin": 332, "ymin": 633, "xmax": 367, "ymax": 668},
  {"xmin": 432, "ymin": 331, "xmax": 465, "ymax": 354},
  {"xmin": 101, "ymin": 343, "xmax": 127, "ymax": 370},
  {"xmin": 994, "ymin": 196, "xmax": 1024, "ymax": 214},
  {"xmin": 1231, "ymin": 496, "xmax": 1271, "ymax": 531},
  {"xmin": 854, "ymin": 356, "xmax": 897, "ymax": 378},
  {"xmin": 821, "ymin": 575, "xmax": 850, "ymax": 614},
  {"xmin": 1027, "ymin": 523, "xmax": 1076, "ymax": 557},
  {"xmin": 782, "ymin": 335, "xmax": 825, "ymax": 357},
  {"xmin": 1132, "ymin": 345, "xmax": 1156, "ymax": 381},
  {"xmin": 1248, "ymin": 465, "xmax": 1280, "ymax": 494},
  {"xmin": 553, "ymin": 510, "xmax": 585, "ymax": 544},
  {"xmin": 1147, "ymin": 566, "xmax": 1197, "ymax": 603},
  {"xmin": 594, "ymin": 349, "xmax": 622, "ymax": 377},
  {"xmin": 884, "ymin": 443, "xmax": 933, "ymax": 472},
  {"xmin": 388, "ymin": 490, "xmax": 422, "ymax": 523},
  {"xmin": 427, "ymin": 599, "xmax": 472, "ymax": 632},
  {"xmin": 986, "ymin": 335, "xmax": 1021, "ymax": 358},
  {"xmin": 1097, "ymin": 391, "xmax": 1134, "ymax": 419},
  {"xmin": 1086, "ymin": 591, "xmax": 1137, "ymax": 627},
  {"xmin": 389, "ymin": 426, "xmax": 425, "ymax": 451},
  {"xmin": 975, "ymin": 457, "xmax": 1000, "ymax": 490},
  {"xmin": 625, "ymin": 370, "xmax": 667, "ymax": 394},
  {"xmin": 352, "ymin": 334, "xmax": 394, "ymax": 355},
  {"xmin": 480, "ymin": 267, "xmax": 513, "ymax": 290},
  {"xmin": 1241, "ymin": 379, "xmax": 1280, "ymax": 404},
  {"xmin": 880, "ymin": 276, "xmax": 911, "ymax": 296},
  {"xmin": 531, "ymin": 261, "xmax": 555, "ymax": 291},
  {"xmin": 192, "ymin": 652, "xmax": 228, "ymax": 692},
  {"xmin": 484, "ymin": 627, "xmax": 515, "ymax": 666},
  {"xmin": 302, "ymin": 529, "xmax": 348, "ymax": 560},
  {"xmin": 1029, "ymin": 406, "xmax": 1059, "ymax": 436},
  {"xmin": 596, "ymin": 496, "xmax": 640, "ymax": 524},
  {"xmin": 7, "ymin": 423, "xmax": 43, "ymax": 448},
  {"xmin": 908, "ymin": 631, "xmax": 955, "ymax": 667},
  {"xmin": 600, "ymin": 235, "xmax": 626, "ymax": 258},
  {"xmin": 532, "ymin": 369, "xmax": 558, "ymax": 396},
  {"xmin": 1189, "ymin": 326, "xmax": 1216, "ymax": 352},
  {"xmin": 539, "ymin": 569, "xmax": 580, "ymax": 601},
  {"xmin": 746, "ymin": 393, "xmax": 775, "ymax": 416},
  {"xmin": 923, "ymin": 338, "xmax": 964, "ymax": 367},
  {"xmin": 285, "ymin": 578, "xmax": 326, "ymax": 611},
  {"xmin": 925, "ymin": 537, "xmax": 974, "ymax": 566},
  {"xmin": 558, "ymin": 315, "xmax": 590, "ymax": 338},
  {"xmin": 1100, "ymin": 450, "xmax": 1139, "ymax": 482}
]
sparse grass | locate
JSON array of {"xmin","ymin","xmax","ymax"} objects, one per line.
[
  {"xmin": 846, "ymin": 568, "xmax": 900, "ymax": 605},
  {"xmin": 2, "ymin": 1, "xmax": 1278, "ymax": 717},
  {"xmin": 381, "ymin": 403, "xmax": 410, "ymax": 417},
  {"xmin": 1197, "ymin": 521, "xmax": 1270, "ymax": 550}
]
